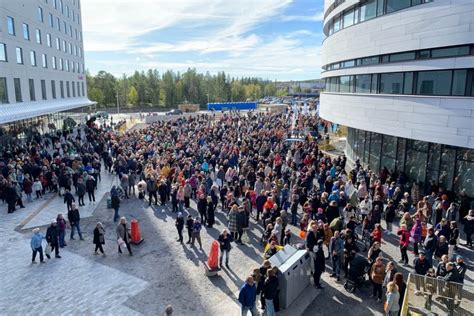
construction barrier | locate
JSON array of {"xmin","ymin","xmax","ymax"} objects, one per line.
[{"xmin": 130, "ymin": 219, "xmax": 144, "ymax": 245}]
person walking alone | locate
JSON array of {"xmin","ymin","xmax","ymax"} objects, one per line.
[
  {"xmin": 111, "ymin": 187, "xmax": 121, "ymax": 222},
  {"xmin": 93, "ymin": 222, "xmax": 106, "ymax": 255},
  {"xmin": 116, "ymin": 217, "xmax": 133, "ymax": 255},
  {"xmin": 68, "ymin": 203, "xmax": 84, "ymax": 240},
  {"xmin": 30, "ymin": 228, "xmax": 45, "ymax": 264}
]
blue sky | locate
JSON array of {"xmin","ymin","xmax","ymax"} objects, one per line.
[{"xmin": 81, "ymin": 0, "xmax": 325, "ymax": 80}]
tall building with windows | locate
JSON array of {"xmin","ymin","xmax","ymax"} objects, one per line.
[
  {"xmin": 0, "ymin": 0, "xmax": 94, "ymax": 145},
  {"xmin": 320, "ymin": 0, "xmax": 474, "ymax": 198}
]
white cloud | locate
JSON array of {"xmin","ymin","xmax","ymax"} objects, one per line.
[
  {"xmin": 81, "ymin": 0, "xmax": 292, "ymax": 52},
  {"xmin": 281, "ymin": 11, "xmax": 324, "ymax": 22}
]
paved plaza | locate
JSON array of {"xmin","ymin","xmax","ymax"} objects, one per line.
[{"xmin": 0, "ymin": 140, "xmax": 473, "ymax": 315}]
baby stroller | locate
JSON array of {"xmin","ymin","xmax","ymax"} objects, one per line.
[{"xmin": 344, "ymin": 255, "xmax": 369, "ymax": 293}]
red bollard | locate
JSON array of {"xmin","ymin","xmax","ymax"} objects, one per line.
[{"xmin": 130, "ymin": 219, "xmax": 144, "ymax": 245}]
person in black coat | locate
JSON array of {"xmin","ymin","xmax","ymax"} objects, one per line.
[
  {"xmin": 46, "ymin": 220, "xmax": 61, "ymax": 258},
  {"xmin": 197, "ymin": 195, "xmax": 207, "ymax": 223},
  {"xmin": 175, "ymin": 213, "xmax": 184, "ymax": 243},
  {"xmin": 206, "ymin": 197, "xmax": 215, "ymax": 228},
  {"xmin": 86, "ymin": 176, "xmax": 96, "ymax": 202},
  {"xmin": 93, "ymin": 222, "xmax": 105, "ymax": 255},
  {"xmin": 158, "ymin": 181, "xmax": 167, "ymax": 205},
  {"xmin": 68, "ymin": 204, "xmax": 83, "ymax": 240},
  {"xmin": 63, "ymin": 189, "xmax": 75, "ymax": 211},
  {"xmin": 263, "ymin": 268, "xmax": 280, "ymax": 315},
  {"xmin": 236, "ymin": 208, "xmax": 246, "ymax": 244},
  {"xmin": 218, "ymin": 229, "xmax": 233, "ymax": 267},
  {"xmin": 314, "ymin": 239, "xmax": 326, "ymax": 289},
  {"xmin": 185, "ymin": 215, "xmax": 194, "ymax": 244},
  {"xmin": 5, "ymin": 182, "xmax": 17, "ymax": 213}
]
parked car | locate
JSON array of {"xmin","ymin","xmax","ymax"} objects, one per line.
[{"xmin": 166, "ymin": 109, "xmax": 183, "ymax": 115}]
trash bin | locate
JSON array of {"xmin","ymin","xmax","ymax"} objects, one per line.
[{"xmin": 268, "ymin": 245, "xmax": 312, "ymax": 309}]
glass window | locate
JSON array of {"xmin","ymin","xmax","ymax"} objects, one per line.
[
  {"xmin": 52, "ymin": 56, "xmax": 57, "ymax": 69},
  {"xmin": 23, "ymin": 23, "xmax": 30, "ymax": 40},
  {"xmin": 457, "ymin": 148, "xmax": 474, "ymax": 162},
  {"xmin": 369, "ymin": 133, "xmax": 382, "ymax": 172},
  {"xmin": 54, "ymin": 0, "xmax": 57, "ymax": 9},
  {"xmin": 416, "ymin": 70, "xmax": 452, "ymax": 95},
  {"xmin": 41, "ymin": 80, "xmax": 47, "ymax": 100},
  {"xmin": 29, "ymin": 79, "xmax": 36, "ymax": 101},
  {"xmin": 56, "ymin": 17, "xmax": 61, "ymax": 31},
  {"xmin": 30, "ymin": 51, "xmax": 37, "ymax": 66},
  {"xmin": 376, "ymin": 0, "xmax": 384, "ymax": 16},
  {"xmin": 59, "ymin": 58, "xmax": 63, "ymax": 70},
  {"xmin": 439, "ymin": 147, "xmax": 456, "ymax": 191},
  {"xmin": 431, "ymin": 46, "xmax": 470, "ymax": 58},
  {"xmin": 72, "ymin": 82, "xmax": 75, "ymax": 97},
  {"xmin": 56, "ymin": 38, "xmax": 60, "ymax": 50},
  {"xmin": 66, "ymin": 81, "xmax": 70, "ymax": 97},
  {"xmin": 361, "ymin": 56, "xmax": 379, "ymax": 65},
  {"xmin": 403, "ymin": 72, "xmax": 413, "ymax": 94},
  {"xmin": 42, "ymin": 54, "xmax": 47, "ymax": 68},
  {"xmin": 60, "ymin": 81, "xmax": 64, "ymax": 98},
  {"xmin": 14, "ymin": 78, "xmax": 22, "ymax": 102},
  {"xmin": 38, "ymin": 7, "xmax": 44, "ymax": 22},
  {"xmin": 47, "ymin": 33, "xmax": 52, "ymax": 47},
  {"xmin": 343, "ymin": 9, "xmax": 355, "ymax": 28},
  {"xmin": 339, "ymin": 76, "xmax": 352, "ymax": 93},
  {"xmin": 355, "ymin": 74, "xmax": 372, "ymax": 93},
  {"xmin": 65, "ymin": 60, "xmax": 69, "ymax": 71},
  {"xmin": 386, "ymin": 0, "xmax": 411, "ymax": 13},
  {"xmin": 0, "ymin": 77, "xmax": 8, "ymax": 103},
  {"xmin": 77, "ymin": 82, "xmax": 80, "ymax": 96},
  {"xmin": 333, "ymin": 16, "xmax": 341, "ymax": 32},
  {"xmin": 389, "ymin": 52, "xmax": 416, "ymax": 62},
  {"xmin": 0, "ymin": 43, "xmax": 7, "ymax": 62},
  {"xmin": 343, "ymin": 60, "xmax": 355, "ymax": 68},
  {"xmin": 427, "ymin": 143, "xmax": 441, "ymax": 171},
  {"xmin": 81, "ymin": 82, "xmax": 85, "ymax": 96},
  {"xmin": 51, "ymin": 80, "xmax": 56, "ymax": 99},
  {"xmin": 419, "ymin": 50, "xmax": 430, "ymax": 59},
  {"xmin": 363, "ymin": 131, "xmax": 371, "ymax": 164},
  {"xmin": 452, "ymin": 70, "xmax": 467, "ymax": 96},
  {"xmin": 371, "ymin": 74, "xmax": 379, "ymax": 93},
  {"xmin": 406, "ymin": 148, "xmax": 427, "ymax": 187},
  {"xmin": 7, "ymin": 16, "xmax": 15, "ymax": 35},
  {"xmin": 381, "ymin": 55, "xmax": 389, "ymax": 63},
  {"xmin": 396, "ymin": 138, "xmax": 406, "ymax": 172},
  {"xmin": 36, "ymin": 29, "xmax": 42, "ymax": 44},
  {"xmin": 63, "ymin": 21, "xmax": 67, "ymax": 34},
  {"xmin": 49, "ymin": 13, "xmax": 54, "ymax": 27},
  {"xmin": 62, "ymin": 40, "xmax": 66, "ymax": 52},
  {"xmin": 454, "ymin": 161, "xmax": 474, "ymax": 199},
  {"xmin": 360, "ymin": 0, "xmax": 377, "ymax": 21},
  {"xmin": 16, "ymin": 47, "xmax": 23, "ymax": 64},
  {"xmin": 59, "ymin": 0, "xmax": 63, "ymax": 13},
  {"xmin": 380, "ymin": 73, "xmax": 403, "ymax": 94}
]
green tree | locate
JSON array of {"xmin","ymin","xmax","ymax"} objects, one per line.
[{"xmin": 128, "ymin": 86, "xmax": 138, "ymax": 106}]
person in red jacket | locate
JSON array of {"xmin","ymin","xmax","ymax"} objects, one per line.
[
  {"xmin": 397, "ymin": 224, "xmax": 410, "ymax": 265},
  {"xmin": 370, "ymin": 224, "xmax": 382, "ymax": 246}
]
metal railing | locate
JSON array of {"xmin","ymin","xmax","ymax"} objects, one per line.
[{"xmin": 402, "ymin": 273, "xmax": 473, "ymax": 316}]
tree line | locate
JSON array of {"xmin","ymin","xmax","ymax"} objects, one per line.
[{"xmin": 86, "ymin": 68, "xmax": 289, "ymax": 108}]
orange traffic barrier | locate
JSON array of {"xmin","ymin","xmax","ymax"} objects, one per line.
[
  {"xmin": 207, "ymin": 240, "xmax": 219, "ymax": 270},
  {"xmin": 130, "ymin": 219, "xmax": 144, "ymax": 244}
]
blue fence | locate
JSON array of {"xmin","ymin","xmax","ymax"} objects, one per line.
[{"xmin": 207, "ymin": 102, "xmax": 257, "ymax": 111}]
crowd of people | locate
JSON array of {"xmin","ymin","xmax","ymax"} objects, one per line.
[{"xmin": 1, "ymin": 110, "xmax": 472, "ymax": 316}]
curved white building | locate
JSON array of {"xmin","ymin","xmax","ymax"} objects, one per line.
[
  {"xmin": 320, "ymin": 0, "xmax": 474, "ymax": 198},
  {"xmin": 0, "ymin": 0, "xmax": 94, "ymax": 145}
]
